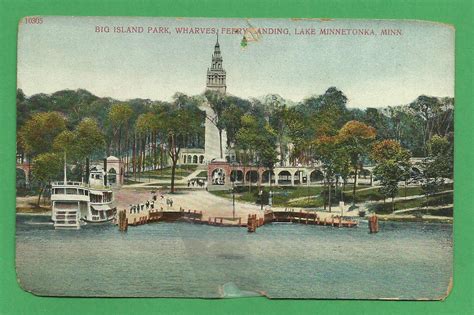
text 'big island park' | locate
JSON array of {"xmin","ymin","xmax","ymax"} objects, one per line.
[{"xmin": 16, "ymin": 36, "xmax": 454, "ymax": 231}]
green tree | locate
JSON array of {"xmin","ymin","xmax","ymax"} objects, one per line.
[
  {"xmin": 19, "ymin": 112, "xmax": 66, "ymax": 158},
  {"xmin": 74, "ymin": 118, "xmax": 106, "ymax": 160},
  {"xmin": 31, "ymin": 152, "xmax": 63, "ymax": 206},
  {"xmin": 164, "ymin": 94, "xmax": 204, "ymax": 193},
  {"xmin": 135, "ymin": 112, "xmax": 159, "ymax": 175},
  {"xmin": 421, "ymin": 135, "xmax": 453, "ymax": 202},
  {"xmin": 108, "ymin": 103, "xmax": 133, "ymax": 158},
  {"xmin": 338, "ymin": 120, "xmax": 376, "ymax": 203},
  {"xmin": 52, "ymin": 130, "xmax": 79, "ymax": 159},
  {"xmin": 314, "ymin": 135, "xmax": 339, "ymax": 211},
  {"xmin": 371, "ymin": 140, "xmax": 411, "ymax": 212},
  {"xmin": 235, "ymin": 114, "xmax": 259, "ymax": 191},
  {"xmin": 267, "ymin": 99, "xmax": 289, "ymax": 166},
  {"xmin": 221, "ymin": 103, "xmax": 245, "ymax": 148}
]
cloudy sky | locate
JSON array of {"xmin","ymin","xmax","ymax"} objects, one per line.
[{"xmin": 17, "ymin": 17, "xmax": 454, "ymax": 108}]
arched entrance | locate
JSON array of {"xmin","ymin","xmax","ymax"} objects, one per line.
[
  {"xmin": 108, "ymin": 168, "xmax": 117, "ymax": 185},
  {"xmin": 230, "ymin": 170, "xmax": 244, "ymax": 183},
  {"xmin": 211, "ymin": 168, "xmax": 226, "ymax": 185},
  {"xmin": 360, "ymin": 169, "xmax": 371, "ymax": 179},
  {"xmin": 277, "ymin": 170, "xmax": 292, "ymax": 185},
  {"xmin": 294, "ymin": 170, "xmax": 307, "ymax": 185},
  {"xmin": 245, "ymin": 170, "xmax": 259, "ymax": 183},
  {"xmin": 310, "ymin": 170, "xmax": 324, "ymax": 183},
  {"xmin": 261, "ymin": 170, "xmax": 275, "ymax": 184}
]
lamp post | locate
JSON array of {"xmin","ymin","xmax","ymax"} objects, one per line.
[
  {"xmin": 269, "ymin": 190, "xmax": 273, "ymax": 208},
  {"xmin": 231, "ymin": 162, "xmax": 236, "ymax": 220},
  {"xmin": 269, "ymin": 169, "xmax": 273, "ymax": 209}
]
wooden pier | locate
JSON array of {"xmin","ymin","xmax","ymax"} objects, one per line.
[
  {"xmin": 116, "ymin": 208, "xmax": 358, "ymax": 231},
  {"xmin": 272, "ymin": 210, "xmax": 358, "ymax": 228}
]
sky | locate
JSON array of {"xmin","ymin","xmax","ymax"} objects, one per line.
[{"xmin": 17, "ymin": 17, "xmax": 454, "ymax": 108}]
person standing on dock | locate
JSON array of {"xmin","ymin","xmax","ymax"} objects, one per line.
[{"xmin": 170, "ymin": 198, "xmax": 173, "ymax": 208}]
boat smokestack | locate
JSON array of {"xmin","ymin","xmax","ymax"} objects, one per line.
[
  {"xmin": 63, "ymin": 151, "xmax": 67, "ymax": 183},
  {"xmin": 103, "ymin": 158, "xmax": 108, "ymax": 186},
  {"xmin": 85, "ymin": 157, "xmax": 90, "ymax": 184}
]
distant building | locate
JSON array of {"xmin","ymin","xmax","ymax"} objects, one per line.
[{"xmin": 90, "ymin": 156, "xmax": 124, "ymax": 187}]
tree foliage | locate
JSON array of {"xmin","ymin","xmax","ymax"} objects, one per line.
[
  {"xmin": 338, "ymin": 120, "xmax": 376, "ymax": 202},
  {"xmin": 421, "ymin": 135, "xmax": 453, "ymax": 197},
  {"xmin": 371, "ymin": 140, "xmax": 411, "ymax": 212},
  {"xmin": 19, "ymin": 112, "xmax": 66, "ymax": 157},
  {"xmin": 31, "ymin": 152, "xmax": 63, "ymax": 205}
]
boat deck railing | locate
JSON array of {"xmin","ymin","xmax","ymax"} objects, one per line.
[{"xmin": 51, "ymin": 181, "xmax": 85, "ymax": 187}]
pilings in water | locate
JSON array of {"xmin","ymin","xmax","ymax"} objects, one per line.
[
  {"xmin": 247, "ymin": 214, "xmax": 264, "ymax": 233},
  {"xmin": 117, "ymin": 208, "xmax": 358, "ymax": 231},
  {"xmin": 182, "ymin": 209, "xmax": 203, "ymax": 223},
  {"xmin": 118, "ymin": 210, "xmax": 128, "ymax": 232},
  {"xmin": 247, "ymin": 214, "xmax": 257, "ymax": 232},
  {"xmin": 208, "ymin": 216, "xmax": 242, "ymax": 227},
  {"xmin": 368, "ymin": 215, "xmax": 379, "ymax": 233},
  {"xmin": 271, "ymin": 211, "xmax": 358, "ymax": 228}
]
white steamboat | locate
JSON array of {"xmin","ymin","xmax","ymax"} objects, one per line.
[{"xmin": 51, "ymin": 163, "xmax": 116, "ymax": 229}]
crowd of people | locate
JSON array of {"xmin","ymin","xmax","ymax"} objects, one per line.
[{"xmin": 128, "ymin": 191, "xmax": 175, "ymax": 214}]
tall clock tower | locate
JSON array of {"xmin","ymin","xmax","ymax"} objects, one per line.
[
  {"xmin": 203, "ymin": 35, "xmax": 228, "ymax": 163},
  {"xmin": 206, "ymin": 35, "xmax": 227, "ymax": 93}
]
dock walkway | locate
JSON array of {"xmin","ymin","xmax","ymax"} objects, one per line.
[{"xmin": 117, "ymin": 208, "xmax": 358, "ymax": 231}]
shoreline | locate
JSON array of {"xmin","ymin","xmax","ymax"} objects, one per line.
[
  {"xmin": 15, "ymin": 209, "xmax": 453, "ymax": 224},
  {"xmin": 376, "ymin": 214, "xmax": 453, "ymax": 224}
]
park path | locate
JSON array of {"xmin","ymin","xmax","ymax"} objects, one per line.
[
  {"xmin": 356, "ymin": 190, "xmax": 453, "ymax": 212},
  {"xmin": 125, "ymin": 166, "xmax": 207, "ymax": 188},
  {"xmin": 114, "ymin": 189, "xmax": 343, "ymax": 222},
  {"xmin": 392, "ymin": 204, "xmax": 453, "ymax": 214},
  {"xmin": 287, "ymin": 186, "xmax": 381, "ymax": 203}
]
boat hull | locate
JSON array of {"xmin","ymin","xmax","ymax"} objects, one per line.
[{"xmin": 82, "ymin": 216, "xmax": 115, "ymax": 224}]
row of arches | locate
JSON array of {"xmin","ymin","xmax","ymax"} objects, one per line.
[
  {"xmin": 211, "ymin": 168, "xmax": 327, "ymax": 186},
  {"xmin": 181, "ymin": 154, "xmax": 205, "ymax": 165}
]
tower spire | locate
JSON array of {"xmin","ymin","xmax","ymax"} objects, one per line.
[{"xmin": 206, "ymin": 36, "xmax": 226, "ymax": 93}]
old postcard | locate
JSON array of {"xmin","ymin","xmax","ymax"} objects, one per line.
[{"xmin": 15, "ymin": 17, "xmax": 454, "ymax": 299}]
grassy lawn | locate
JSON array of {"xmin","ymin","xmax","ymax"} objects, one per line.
[
  {"xmin": 16, "ymin": 205, "xmax": 51, "ymax": 213},
  {"xmin": 128, "ymin": 165, "xmax": 199, "ymax": 182},
  {"xmin": 210, "ymin": 185, "xmax": 325, "ymax": 206},
  {"xmin": 195, "ymin": 171, "xmax": 208, "ymax": 178},
  {"xmin": 368, "ymin": 191, "xmax": 453, "ymax": 214},
  {"xmin": 143, "ymin": 165, "xmax": 198, "ymax": 177},
  {"xmin": 211, "ymin": 183, "xmax": 454, "ymax": 210},
  {"xmin": 123, "ymin": 178, "xmax": 143, "ymax": 185},
  {"xmin": 210, "ymin": 185, "xmax": 376, "ymax": 207},
  {"xmin": 341, "ymin": 183, "xmax": 452, "ymax": 204},
  {"xmin": 401, "ymin": 207, "xmax": 453, "ymax": 217},
  {"xmin": 16, "ymin": 187, "xmax": 40, "ymax": 197}
]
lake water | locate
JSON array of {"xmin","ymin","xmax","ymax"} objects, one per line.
[{"xmin": 16, "ymin": 214, "xmax": 452, "ymax": 299}]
